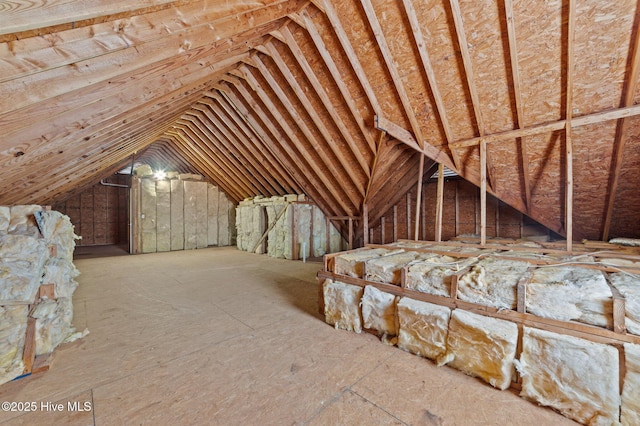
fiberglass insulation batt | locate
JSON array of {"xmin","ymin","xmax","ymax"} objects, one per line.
[
  {"xmin": 334, "ymin": 248, "xmax": 402, "ymax": 278},
  {"xmin": 0, "ymin": 305, "xmax": 28, "ymax": 385},
  {"xmin": 364, "ymin": 251, "xmax": 423, "ymax": 284},
  {"xmin": 397, "ymin": 297, "xmax": 450, "ymax": 360},
  {"xmin": 516, "ymin": 327, "xmax": 620, "ymax": 425},
  {"xmin": 405, "ymin": 255, "xmax": 477, "ymax": 297},
  {"xmin": 527, "ymin": 266, "xmax": 613, "ymax": 328},
  {"xmin": 361, "ymin": 286, "xmax": 397, "ymax": 336},
  {"xmin": 0, "ymin": 234, "xmax": 49, "ymax": 304},
  {"xmin": 438, "ymin": 309, "xmax": 518, "ymax": 390},
  {"xmin": 609, "ymin": 272, "xmax": 640, "ymax": 335},
  {"xmin": 323, "ymin": 280, "xmax": 363, "ymax": 333},
  {"xmin": 456, "ymin": 257, "xmax": 530, "ymax": 310},
  {"xmin": 622, "ymin": 343, "xmax": 640, "ymax": 426}
]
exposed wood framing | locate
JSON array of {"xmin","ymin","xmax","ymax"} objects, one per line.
[
  {"xmin": 565, "ymin": 0, "xmax": 576, "ymax": 251},
  {"xmin": 435, "ymin": 163, "xmax": 445, "ymax": 242},
  {"xmin": 602, "ymin": 17, "xmax": 640, "ymax": 240}
]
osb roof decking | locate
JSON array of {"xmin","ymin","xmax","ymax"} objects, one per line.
[{"xmin": 1, "ymin": 0, "xmax": 639, "ymax": 241}]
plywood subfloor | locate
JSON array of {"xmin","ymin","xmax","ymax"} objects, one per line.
[{"xmin": 0, "ymin": 247, "xmax": 577, "ymax": 425}]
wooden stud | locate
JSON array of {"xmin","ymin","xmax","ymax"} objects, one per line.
[
  {"xmin": 480, "ymin": 140, "xmax": 487, "ymax": 246},
  {"xmin": 393, "ymin": 205, "xmax": 398, "ymax": 242},
  {"xmin": 516, "ymin": 270, "xmax": 531, "ymax": 313},
  {"xmin": 348, "ymin": 217, "xmax": 354, "ymax": 250},
  {"xmin": 292, "ymin": 204, "xmax": 299, "ymax": 260},
  {"xmin": 326, "ymin": 216, "xmax": 331, "ymax": 254},
  {"xmin": 435, "ymin": 163, "xmax": 445, "ymax": 242},
  {"xmin": 38, "ymin": 284, "xmax": 56, "ymax": 301},
  {"xmin": 381, "ymin": 216, "xmax": 386, "ymax": 244},
  {"xmin": 565, "ymin": 0, "xmax": 576, "ymax": 252},
  {"xmin": 22, "ymin": 317, "xmax": 37, "ymax": 374},
  {"xmin": 609, "ymin": 284, "xmax": 627, "ymax": 334},
  {"xmin": 363, "ymin": 203, "xmax": 369, "ymax": 245},
  {"xmin": 414, "ymin": 153, "xmax": 425, "ymax": 241}
]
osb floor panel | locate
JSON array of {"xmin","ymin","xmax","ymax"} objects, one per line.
[{"xmin": 0, "ymin": 247, "xmax": 577, "ymax": 425}]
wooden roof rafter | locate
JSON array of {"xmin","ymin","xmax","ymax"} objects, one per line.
[
  {"xmin": 189, "ymin": 102, "xmax": 285, "ymax": 195},
  {"xmin": 273, "ymin": 27, "xmax": 372, "ymax": 177},
  {"xmin": 217, "ymin": 81, "xmax": 343, "ymax": 218},
  {"xmin": 232, "ymin": 67, "xmax": 354, "ymax": 214},
  {"xmin": 253, "ymin": 44, "xmax": 364, "ymax": 196},
  {"xmin": 200, "ymin": 93, "xmax": 300, "ymax": 194},
  {"xmin": 602, "ymin": 11, "xmax": 640, "ymax": 240},
  {"xmin": 242, "ymin": 58, "xmax": 361, "ymax": 213}
]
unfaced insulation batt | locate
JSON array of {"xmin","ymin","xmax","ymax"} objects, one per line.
[
  {"xmin": 516, "ymin": 327, "xmax": 620, "ymax": 425},
  {"xmin": 0, "ymin": 234, "xmax": 49, "ymax": 304},
  {"xmin": 438, "ymin": 309, "xmax": 518, "ymax": 390},
  {"xmin": 31, "ymin": 298, "xmax": 75, "ymax": 356},
  {"xmin": 397, "ymin": 297, "xmax": 450, "ymax": 360},
  {"xmin": 456, "ymin": 257, "xmax": 530, "ymax": 310},
  {"xmin": 8, "ymin": 205, "xmax": 41, "ymax": 237},
  {"xmin": 405, "ymin": 255, "xmax": 477, "ymax": 297},
  {"xmin": 38, "ymin": 210, "xmax": 78, "ymax": 261},
  {"xmin": 609, "ymin": 272, "xmax": 640, "ymax": 336},
  {"xmin": 334, "ymin": 248, "xmax": 402, "ymax": 278},
  {"xmin": 527, "ymin": 266, "xmax": 613, "ymax": 328},
  {"xmin": 0, "ymin": 206, "xmax": 9, "ymax": 232},
  {"xmin": 41, "ymin": 258, "xmax": 79, "ymax": 299},
  {"xmin": 364, "ymin": 251, "xmax": 422, "ymax": 284},
  {"xmin": 361, "ymin": 286, "xmax": 397, "ymax": 337},
  {"xmin": 0, "ymin": 305, "xmax": 28, "ymax": 385},
  {"xmin": 622, "ymin": 343, "xmax": 640, "ymax": 426},
  {"xmin": 323, "ymin": 280, "xmax": 363, "ymax": 333}
]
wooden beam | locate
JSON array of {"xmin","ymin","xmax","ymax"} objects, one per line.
[
  {"xmin": 435, "ymin": 163, "xmax": 445, "ymax": 242},
  {"xmin": 320, "ymin": 0, "xmax": 381, "ymax": 114},
  {"xmin": 480, "ymin": 140, "xmax": 487, "ymax": 246},
  {"xmin": 375, "ymin": 115, "xmax": 458, "ymax": 171},
  {"xmin": 233, "ymin": 69, "xmax": 352, "ymax": 215},
  {"xmin": 277, "ymin": 26, "xmax": 373, "ymax": 173},
  {"xmin": 245, "ymin": 58, "xmax": 362, "ymax": 209},
  {"xmin": 565, "ymin": 0, "xmax": 576, "ymax": 252},
  {"xmin": 299, "ymin": 12, "xmax": 378, "ymax": 155},
  {"xmin": 503, "ymin": 0, "xmax": 531, "ymax": 212},
  {"xmin": 602, "ymin": 15, "xmax": 640, "ymax": 240},
  {"xmin": 414, "ymin": 153, "xmax": 425, "ymax": 240},
  {"xmin": 266, "ymin": 35, "xmax": 371, "ymax": 180},
  {"xmin": 363, "ymin": 202, "xmax": 369, "ymax": 245},
  {"xmin": 401, "ymin": 0, "xmax": 460, "ymax": 171}
]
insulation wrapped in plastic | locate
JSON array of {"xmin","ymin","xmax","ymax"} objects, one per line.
[
  {"xmin": 37, "ymin": 210, "xmax": 79, "ymax": 261},
  {"xmin": 397, "ymin": 297, "xmax": 450, "ymax": 360},
  {"xmin": 438, "ymin": 309, "xmax": 518, "ymax": 390},
  {"xmin": 0, "ymin": 306, "xmax": 28, "ymax": 385},
  {"xmin": 516, "ymin": 327, "xmax": 620, "ymax": 425},
  {"xmin": 0, "ymin": 234, "xmax": 49, "ymax": 304},
  {"xmin": 41, "ymin": 258, "xmax": 79, "ymax": 299},
  {"xmin": 457, "ymin": 257, "xmax": 530, "ymax": 310},
  {"xmin": 361, "ymin": 286, "xmax": 397, "ymax": 337},
  {"xmin": 323, "ymin": 280, "xmax": 363, "ymax": 333},
  {"xmin": 609, "ymin": 272, "xmax": 640, "ymax": 336},
  {"xmin": 405, "ymin": 255, "xmax": 476, "ymax": 297},
  {"xmin": 622, "ymin": 343, "xmax": 640, "ymax": 426},
  {"xmin": 527, "ymin": 266, "xmax": 613, "ymax": 328}
]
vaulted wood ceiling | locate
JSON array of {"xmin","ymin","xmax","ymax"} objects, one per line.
[{"xmin": 2, "ymin": 0, "xmax": 640, "ymax": 241}]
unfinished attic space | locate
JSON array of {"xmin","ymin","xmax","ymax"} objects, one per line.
[{"xmin": 3, "ymin": 0, "xmax": 640, "ymax": 424}]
